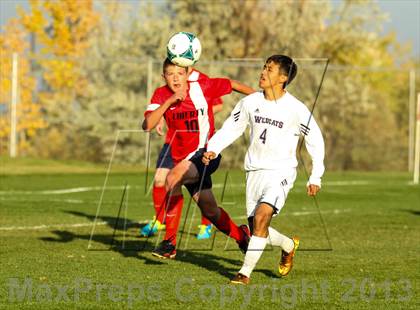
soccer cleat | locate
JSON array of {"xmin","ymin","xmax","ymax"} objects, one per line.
[
  {"xmin": 151, "ymin": 240, "xmax": 176, "ymax": 259},
  {"xmin": 278, "ymin": 236, "xmax": 300, "ymax": 277},
  {"xmin": 139, "ymin": 217, "xmax": 165, "ymax": 237},
  {"xmin": 230, "ymin": 273, "xmax": 250, "ymax": 285},
  {"xmin": 237, "ymin": 225, "xmax": 251, "ymax": 254},
  {"xmin": 196, "ymin": 224, "xmax": 212, "ymax": 240}
]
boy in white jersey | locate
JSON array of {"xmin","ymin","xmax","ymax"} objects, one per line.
[{"xmin": 202, "ymin": 55, "xmax": 325, "ymax": 284}]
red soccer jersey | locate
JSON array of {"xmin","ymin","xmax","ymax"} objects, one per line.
[
  {"xmin": 159, "ymin": 70, "xmax": 222, "ymax": 145},
  {"xmin": 145, "ymin": 71, "xmax": 232, "ymax": 163}
]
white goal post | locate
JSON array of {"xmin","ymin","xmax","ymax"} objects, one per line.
[{"xmin": 413, "ymin": 93, "xmax": 420, "ymax": 184}]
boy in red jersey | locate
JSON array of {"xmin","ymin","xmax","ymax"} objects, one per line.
[
  {"xmin": 142, "ymin": 58, "xmax": 254, "ymax": 258},
  {"xmin": 140, "ymin": 70, "xmax": 222, "ymax": 239}
]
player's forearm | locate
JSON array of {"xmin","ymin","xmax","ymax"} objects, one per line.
[
  {"xmin": 305, "ymin": 128, "xmax": 325, "ymax": 185},
  {"xmin": 207, "ymin": 121, "xmax": 244, "ymax": 156},
  {"xmin": 142, "ymin": 102, "xmax": 171, "ymax": 131},
  {"xmin": 309, "ymin": 159, "xmax": 325, "ymax": 186},
  {"xmin": 230, "ymin": 80, "xmax": 255, "ymax": 95},
  {"xmin": 207, "ymin": 130, "xmax": 231, "ymax": 156},
  {"xmin": 299, "ymin": 106, "xmax": 325, "ymax": 185}
]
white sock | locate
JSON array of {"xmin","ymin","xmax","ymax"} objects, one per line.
[
  {"xmin": 238, "ymin": 236, "xmax": 267, "ymax": 278},
  {"xmin": 267, "ymin": 227, "xmax": 294, "ymax": 253}
]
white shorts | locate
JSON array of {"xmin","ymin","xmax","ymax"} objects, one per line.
[{"xmin": 245, "ymin": 169, "xmax": 297, "ymax": 217}]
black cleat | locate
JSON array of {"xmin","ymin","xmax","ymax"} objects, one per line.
[
  {"xmin": 152, "ymin": 240, "xmax": 176, "ymax": 259},
  {"xmin": 230, "ymin": 273, "xmax": 250, "ymax": 285}
]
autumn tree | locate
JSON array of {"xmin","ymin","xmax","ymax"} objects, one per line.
[
  {"xmin": 0, "ymin": 18, "xmax": 45, "ymax": 155},
  {"xmin": 66, "ymin": 0, "xmax": 411, "ymax": 168},
  {"xmin": 166, "ymin": 0, "xmax": 409, "ymax": 170},
  {"xmin": 18, "ymin": 0, "xmax": 99, "ymax": 159},
  {"xmin": 6, "ymin": 0, "xmax": 413, "ymax": 170}
]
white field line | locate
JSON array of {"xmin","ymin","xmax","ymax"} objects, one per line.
[
  {"xmin": 0, "ymin": 186, "xmax": 127, "ymax": 195},
  {"xmin": 0, "ymin": 209, "xmax": 349, "ymax": 232},
  {"xmin": 0, "ymin": 180, "xmax": 373, "ymax": 196},
  {"xmin": 213, "ymin": 181, "xmax": 373, "ymax": 188},
  {"xmin": 0, "ymin": 197, "xmax": 85, "ymax": 204},
  {"xmin": 0, "ymin": 220, "xmax": 150, "ymax": 232},
  {"xmin": 0, "ymin": 221, "xmax": 108, "ymax": 231},
  {"xmin": 232, "ymin": 208, "xmax": 351, "ymax": 219},
  {"xmin": 323, "ymin": 180, "xmax": 371, "ymax": 186}
]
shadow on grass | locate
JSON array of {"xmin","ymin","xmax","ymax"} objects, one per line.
[
  {"xmin": 40, "ymin": 210, "xmax": 279, "ymax": 280},
  {"xmin": 40, "ymin": 228, "xmax": 245, "ymax": 278},
  {"xmin": 65, "ymin": 210, "xmax": 142, "ymax": 231},
  {"xmin": 41, "ymin": 230, "xmax": 163, "ymax": 265},
  {"xmin": 404, "ymin": 209, "xmax": 420, "ymax": 216},
  {"xmin": 39, "ymin": 209, "xmax": 261, "ymax": 279}
]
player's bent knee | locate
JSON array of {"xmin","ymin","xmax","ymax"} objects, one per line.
[
  {"xmin": 253, "ymin": 211, "xmax": 272, "ymax": 237},
  {"xmin": 154, "ymin": 168, "xmax": 170, "ymax": 187},
  {"xmin": 154, "ymin": 179, "xmax": 166, "ymax": 187},
  {"xmin": 254, "ymin": 213, "xmax": 271, "ymax": 226},
  {"xmin": 255, "ymin": 207, "xmax": 273, "ymax": 220},
  {"xmin": 154, "ymin": 173, "xmax": 168, "ymax": 187},
  {"xmin": 165, "ymin": 172, "xmax": 182, "ymax": 191}
]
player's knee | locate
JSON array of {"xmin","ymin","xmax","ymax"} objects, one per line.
[
  {"xmin": 254, "ymin": 213, "xmax": 270, "ymax": 226},
  {"xmin": 165, "ymin": 171, "xmax": 181, "ymax": 191},
  {"xmin": 165, "ymin": 178, "xmax": 174, "ymax": 192},
  {"xmin": 154, "ymin": 179, "xmax": 165, "ymax": 187},
  {"xmin": 154, "ymin": 168, "xmax": 169, "ymax": 187},
  {"xmin": 254, "ymin": 210, "xmax": 273, "ymax": 223},
  {"xmin": 253, "ymin": 212, "xmax": 271, "ymax": 237}
]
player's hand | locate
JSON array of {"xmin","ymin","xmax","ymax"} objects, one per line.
[
  {"xmin": 169, "ymin": 87, "xmax": 187, "ymax": 105},
  {"xmin": 155, "ymin": 118, "xmax": 165, "ymax": 136},
  {"xmin": 202, "ymin": 151, "xmax": 216, "ymax": 166},
  {"xmin": 307, "ymin": 184, "xmax": 320, "ymax": 196}
]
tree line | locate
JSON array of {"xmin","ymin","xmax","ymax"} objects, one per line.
[{"xmin": 0, "ymin": 0, "xmax": 418, "ymax": 170}]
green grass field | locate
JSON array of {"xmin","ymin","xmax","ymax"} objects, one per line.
[{"xmin": 0, "ymin": 159, "xmax": 419, "ymax": 309}]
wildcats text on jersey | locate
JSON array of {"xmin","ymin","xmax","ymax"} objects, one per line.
[{"xmin": 254, "ymin": 115, "xmax": 284, "ymax": 129}]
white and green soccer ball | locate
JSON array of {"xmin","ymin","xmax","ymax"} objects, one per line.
[{"xmin": 166, "ymin": 32, "xmax": 202, "ymax": 67}]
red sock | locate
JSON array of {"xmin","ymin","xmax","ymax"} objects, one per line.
[
  {"xmin": 152, "ymin": 185, "xmax": 167, "ymax": 223},
  {"xmin": 201, "ymin": 216, "xmax": 212, "ymax": 226},
  {"xmin": 214, "ymin": 207, "xmax": 243, "ymax": 242},
  {"xmin": 164, "ymin": 194, "xmax": 184, "ymax": 246}
]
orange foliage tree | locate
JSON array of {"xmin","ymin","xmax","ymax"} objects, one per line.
[
  {"xmin": 19, "ymin": 0, "xmax": 99, "ymax": 121},
  {"xmin": 0, "ymin": 18, "xmax": 46, "ymax": 155},
  {"xmin": 15, "ymin": 0, "xmax": 100, "ymax": 158}
]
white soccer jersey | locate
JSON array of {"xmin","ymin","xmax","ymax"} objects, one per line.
[{"xmin": 207, "ymin": 91, "xmax": 325, "ymax": 186}]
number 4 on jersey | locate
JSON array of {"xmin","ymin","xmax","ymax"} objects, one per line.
[{"xmin": 259, "ymin": 128, "xmax": 267, "ymax": 144}]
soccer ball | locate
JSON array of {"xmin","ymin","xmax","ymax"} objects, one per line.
[{"xmin": 167, "ymin": 32, "xmax": 202, "ymax": 67}]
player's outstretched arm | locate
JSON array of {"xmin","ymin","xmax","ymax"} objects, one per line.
[
  {"xmin": 230, "ymin": 80, "xmax": 255, "ymax": 96},
  {"xmin": 205, "ymin": 99, "xmax": 249, "ymax": 162}
]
